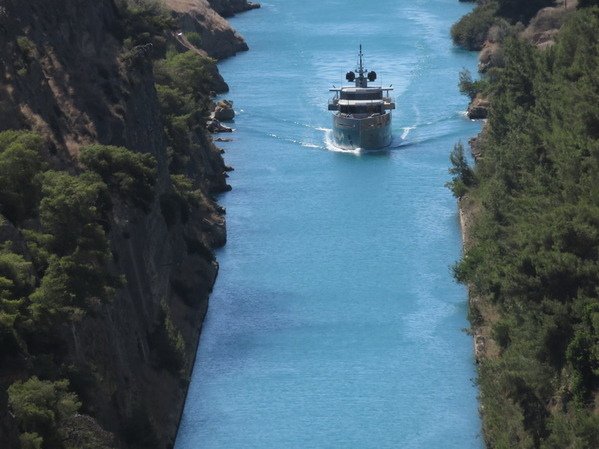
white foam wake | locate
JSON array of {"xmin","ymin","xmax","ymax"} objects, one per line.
[
  {"xmin": 323, "ymin": 129, "xmax": 362, "ymax": 155},
  {"xmin": 401, "ymin": 126, "xmax": 415, "ymax": 140},
  {"xmin": 266, "ymin": 132, "xmax": 325, "ymax": 150},
  {"xmin": 301, "ymin": 142, "xmax": 321, "ymax": 149},
  {"xmin": 321, "ymin": 128, "xmax": 416, "ymax": 153}
]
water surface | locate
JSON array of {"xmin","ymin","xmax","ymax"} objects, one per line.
[{"xmin": 176, "ymin": 1, "xmax": 482, "ymax": 447}]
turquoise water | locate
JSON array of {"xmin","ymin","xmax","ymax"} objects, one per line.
[{"xmin": 175, "ymin": 1, "xmax": 482, "ymax": 447}]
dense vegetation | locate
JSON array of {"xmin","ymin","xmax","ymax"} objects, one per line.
[
  {"xmin": 0, "ymin": 132, "xmax": 157, "ymax": 448},
  {"xmin": 452, "ymin": 1, "xmax": 499, "ymax": 50},
  {"xmin": 451, "ymin": 0, "xmax": 555, "ymax": 50},
  {"xmin": 8, "ymin": 377, "xmax": 81, "ymax": 449},
  {"xmin": 155, "ymin": 50, "xmax": 219, "ymax": 175},
  {"xmin": 116, "ymin": 0, "xmax": 174, "ymax": 56},
  {"xmin": 449, "ymin": 6, "xmax": 599, "ymax": 448},
  {"xmin": 79, "ymin": 144, "xmax": 157, "ymax": 212}
]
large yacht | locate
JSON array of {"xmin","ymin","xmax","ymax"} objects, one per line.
[{"xmin": 328, "ymin": 46, "xmax": 395, "ymax": 150}]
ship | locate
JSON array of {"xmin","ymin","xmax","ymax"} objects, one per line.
[{"xmin": 328, "ymin": 46, "xmax": 395, "ymax": 151}]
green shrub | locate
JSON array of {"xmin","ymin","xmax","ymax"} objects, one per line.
[
  {"xmin": 8, "ymin": 377, "xmax": 80, "ymax": 447},
  {"xmin": 154, "ymin": 51, "xmax": 218, "ymax": 174},
  {"xmin": 159, "ymin": 174, "xmax": 205, "ymax": 226},
  {"xmin": 0, "ymin": 131, "xmax": 46, "ymax": 224},
  {"xmin": 156, "ymin": 85, "xmax": 195, "ymax": 119},
  {"xmin": 451, "ymin": 2, "xmax": 498, "ymax": 50},
  {"xmin": 492, "ymin": 320, "xmax": 511, "ymax": 350},
  {"xmin": 16, "ymin": 37, "xmax": 35, "ymax": 57},
  {"xmin": 38, "ymin": 171, "xmax": 111, "ymax": 256},
  {"xmin": 116, "ymin": 0, "xmax": 174, "ymax": 54},
  {"xmin": 446, "ymin": 142, "xmax": 476, "ymax": 198},
  {"xmin": 543, "ymin": 412, "xmax": 599, "ymax": 449},
  {"xmin": 21, "ymin": 230, "xmax": 53, "ymax": 271},
  {"xmin": 155, "ymin": 51, "xmax": 217, "ymax": 101},
  {"xmin": 19, "ymin": 432, "xmax": 43, "ymax": 449},
  {"xmin": 156, "ymin": 85, "xmax": 199, "ymax": 171},
  {"xmin": 0, "ymin": 249, "xmax": 34, "ymax": 298},
  {"xmin": 29, "ymin": 244, "xmax": 122, "ymax": 325},
  {"xmin": 80, "ymin": 144, "xmax": 157, "ymax": 212},
  {"xmin": 171, "ymin": 174, "xmax": 201, "ymax": 206},
  {"xmin": 29, "ymin": 170, "xmax": 124, "ymax": 325},
  {"xmin": 0, "ymin": 248, "xmax": 33, "ymax": 355},
  {"xmin": 458, "ymin": 68, "xmax": 489, "ymax": 100},
  {"xmin": 185, "ymin": 32, "xmax": 203, "ymax": 48}
]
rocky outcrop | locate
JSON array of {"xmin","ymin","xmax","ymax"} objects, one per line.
[
  {"xmin": 213, "ymin": 99, "xmax": 235, "ymax": 121},
  {"xmin": 167, "ymin": 0, "xmax": 250, "ymax": 60},
  {"xmin": 0, "ymin": 0, "xmax": 252, "ymax": 447},
  {"xmin": 207, "ymin": 118, "xmax": 233, "ymax": 133},
  {"xmin": 467, "ymin": 94, "xmax": 489, "ymax": 119},
  {"xmin": 521, "ymin": 2, "xmax": 577, "ymax": 49},
  {"xmin": 478, "ymin": 1, "xmax": 577, "ymax": 72},
  {"xmin": 478, "ymin": 40, "xmax": 502, "ymax": 73}
]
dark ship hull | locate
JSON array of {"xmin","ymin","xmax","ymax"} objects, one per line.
[{"xmin": 333, "ymin": 112, "xmax": 392, "ymax": 151}]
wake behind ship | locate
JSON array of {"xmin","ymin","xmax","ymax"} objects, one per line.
[{"xmin": 328, "ymin": 46, "xmax": 395, "ymax": 151}]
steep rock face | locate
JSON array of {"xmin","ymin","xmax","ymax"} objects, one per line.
[
  {"xmin": 0, "ymin": 0, "xmax": 131, "ymax": 157},
  {"xmin": 520, "ymin": 2, "xmax": 577, "ymax": 49},
  {"xmin": 0, "ymin": 389, "xmax": 19, "ymax": 449},
  {"xmin": 0, "ymin": 0, "xmax": 246, "ymax": 447},
  {"xmin": 167, "ymin": 0, "xmax": 249, "ymax": 60}
]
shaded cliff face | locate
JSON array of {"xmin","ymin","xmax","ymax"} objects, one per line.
[
  {"xmin": 0, "ymin": 0, "xmax": 131, "ymax": 156},
  {"xmin": 0, "ymin": 389, "xmax": 19, "ymax": 449},
  {"xmin": 0, "ymin": 0, "xmax": 253, "ymax": 447}
]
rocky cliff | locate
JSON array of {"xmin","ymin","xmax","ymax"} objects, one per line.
[
  {"xmin": 167, "ymin": 0, "xmax": 256, "ymax": 59},
  {"xmin": 0, "ymin": 0, "xmax": 256, "ymax": 448}
]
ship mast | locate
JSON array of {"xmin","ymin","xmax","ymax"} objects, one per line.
[{"xmin": 356, "ymin": 44, "xmax": 367, "ymax": 88}]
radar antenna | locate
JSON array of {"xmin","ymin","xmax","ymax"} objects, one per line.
[
  {"xmin": 358, "ymin": 44, "xmax": 365, "ymax": 76},
  {"xmin": 355, "ymin": 44, "xmax": 368, "ymax": 88}
]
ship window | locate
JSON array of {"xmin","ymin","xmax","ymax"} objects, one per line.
[
  {"xmin": 340, "ymin": 90, "xmax": 383, "ymax": 100},
  {"xmin": 339, "ymin": 104, "xmax": 383, "ymax": 114}
]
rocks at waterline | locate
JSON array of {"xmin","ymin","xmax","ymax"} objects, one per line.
[
  {"xmin": 207, "ymin": 119, "xmax": 234, "ymax": 133},
  {"xmin": 467, "ymin": 94, "xmax": 490, "ymax": 120},
  {"xmin": 213, "ymin": 99, "xmax": 235, "ymax": 121}
]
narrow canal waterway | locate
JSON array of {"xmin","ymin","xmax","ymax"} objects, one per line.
[{"xmin": 176, "ymin": 1, "xmax": 482, "ymax": 447}]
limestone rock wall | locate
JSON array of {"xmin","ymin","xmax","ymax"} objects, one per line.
[{"xmin": 0, "ymin": 0, "xmax": 253, "ymax": 447}]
